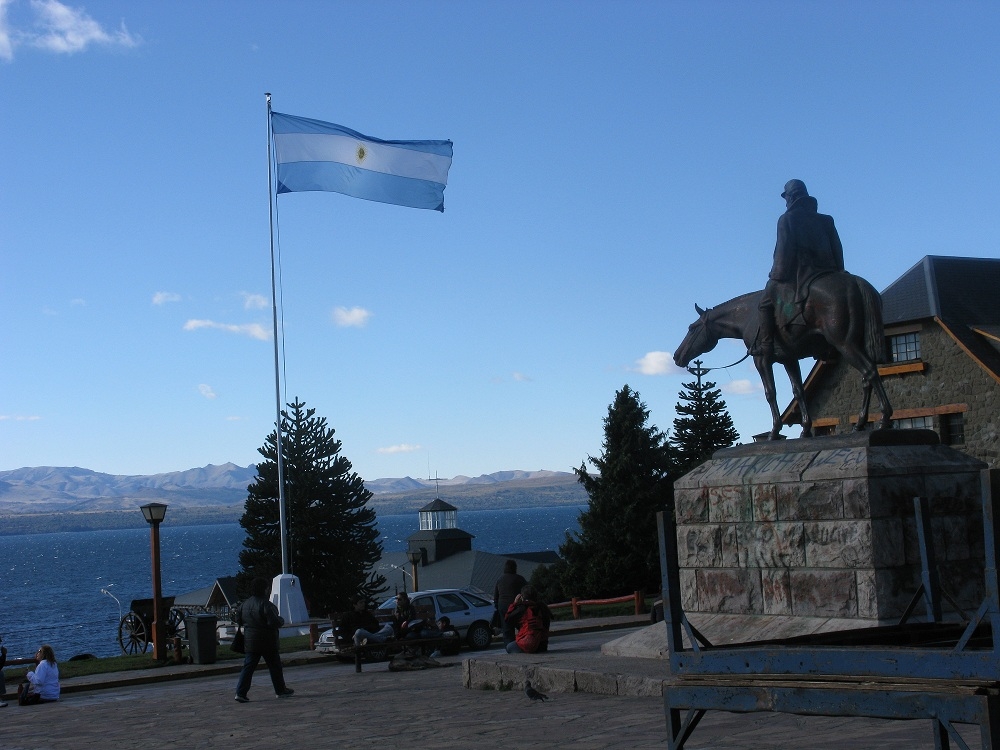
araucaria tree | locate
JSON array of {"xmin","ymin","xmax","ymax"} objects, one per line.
[
  {"xmin": 538, "ymin": 385, "xmax": 675, "ymax": 600},
  {"xmin": 238, "ymin": 398, "xmax": 385, "ymax": 615},
  {"xmin": 670, "ymin": 360, "xmax": 740, "ymax": 474}
]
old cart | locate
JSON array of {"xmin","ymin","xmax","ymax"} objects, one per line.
[{"xmin": 117, "ymin": 597, "xmax": 185, "ymax": 655}]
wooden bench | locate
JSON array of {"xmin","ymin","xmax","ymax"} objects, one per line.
[
  {"xmin": 663, "ymin": 672, "xmax": 1000, "ymax": 749},
  {"xmin": 329, "ymin": 602, "xmax": 467, "ymax": 672}
]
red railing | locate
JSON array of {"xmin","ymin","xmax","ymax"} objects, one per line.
[{"xmin": 549, "ymin": 590, "xmax": 645, "ymax": 619}]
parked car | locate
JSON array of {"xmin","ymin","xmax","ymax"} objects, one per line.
[
  {"xmin": 316, "ymin": 588, "xmax": 495, "ymax": 654},
  {"xmin": 393, "ymin": 589, "xmax": 495, "ymax": 650}
]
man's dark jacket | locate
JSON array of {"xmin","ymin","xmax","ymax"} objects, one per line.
[{"xmin": 237, "ymin": 594, "xmax": 284, "ymax": 654}]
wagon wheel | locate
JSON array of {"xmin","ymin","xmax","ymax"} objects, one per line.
[
  {"xmin": 165, "ymin": 608, "xmax": 186, "ymax": 646},
  {"xmin": 118, "ymin": 612, "xmax": 149, "ymax": 655}
]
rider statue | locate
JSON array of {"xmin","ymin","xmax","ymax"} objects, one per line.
[{"xmin": 756, "ymin": 179, "xmax": 845, "ymax": 357}]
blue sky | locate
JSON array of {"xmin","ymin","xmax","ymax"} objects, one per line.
[{"xmin": 2, "ymin": 1, "xmax": 997, "ymax": 481}]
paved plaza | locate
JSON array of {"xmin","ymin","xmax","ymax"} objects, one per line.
[{"xmin": 0, "ymin": 651, "xmax": 986, "ymax": 749}]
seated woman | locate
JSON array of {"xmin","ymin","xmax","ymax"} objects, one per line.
[
  {"xmin": 353, "ymin": 591, "xmax": 417, "ymax": 646},
  {"xmin": 504, "ymin": 586, "xmax": 552, "ymax": 654},
  {"xmin": 20, "ymin": 644, "xmax": 60, "ymax": 705}
]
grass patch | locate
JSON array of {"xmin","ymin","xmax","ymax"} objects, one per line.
[{"xmin": 3, "ymin": 635, "xmax": 315, "ymax": 681}]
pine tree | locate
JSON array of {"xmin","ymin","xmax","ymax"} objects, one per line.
[
  {"xmin": 671, "ymin": 360, "xmax": 740, "ymax": 474},
  {"xmin": 238, "ymin": 398, "xmax": 385, "ymax": 615},
  {"xmin": 554, "ymin": 385, "xmax": 675, "ymax": 598}
]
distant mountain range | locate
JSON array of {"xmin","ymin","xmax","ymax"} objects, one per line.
[{"xmin": 0, "ymin": 464, "xmax": 587, "ymax": 522}]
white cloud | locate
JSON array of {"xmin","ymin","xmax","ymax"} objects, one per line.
[
  {"xmin": 633, "ymin": 351, "xmax": 685, "ymax": 376},
  {"xmin": 1, "ymin": 0, "xmax": 140, "ymax": 60},
  {"xmin": 241, "ymin": 292, "xmax": 268, "ymax": 310},
  {"xmin": 183, "ymin": 319, "xmax": 270, "ymax": 341},
  {"xmin": 198, "ymin": 384, "xmax": 217, "ymax": 399},
  {"xmin": 0, "ymin": 0, "xmax": 16, "ymax": 60},
  {"xmin": 70, "ymin": 297, "xmax": 86, "ymax": 306},
  {"xmin": 152, "ymin": 291, "xmax": 181, "ymax": 305},
  {"xmin": 512, "ymin": 372, "xmax": 532, "ymax": 382},
  {"xmin": 27, "ymin": 0, "xmax": 139, "ymax": 55},
  {"xmin": 0, "ymin": 414, "xmax": 41, "ymax": 421},
  {"xmin": 721, "ymin": 379, "xmax": 760, "ymax": 395},
  {"xmin": 333, "ymin": 306, "xmax": 372, "ymax": 328},
  {"xmin": 377, "ymin": 443, "xmax": 421, "ymax": 455}
]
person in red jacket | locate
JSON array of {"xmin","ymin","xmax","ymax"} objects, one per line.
[{"xmin": 504, "ymin": 586, "xmax": 552, "ymax": 654}]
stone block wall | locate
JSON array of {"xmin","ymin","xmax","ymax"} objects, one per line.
[
  {"xmin": 802, "ymin": 323, "xmax": 1000, "ymax": 466},
  {"xmin": 674, "ymin": 432, "xmax": 986, "ymax": 622}
]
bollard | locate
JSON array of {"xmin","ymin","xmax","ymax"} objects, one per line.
[
  {"xmin": 309, "ymin": 623, "xmax": 319, "ymax": 650},
  {"xmin": 634, "ymin": 590, "xmax": 644, "ymax": 615},
  {"xmin": 571, "ymin": 597, "xmax": 580, "ymax": 619}
]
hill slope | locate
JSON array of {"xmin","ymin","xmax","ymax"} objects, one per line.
[{"xmin": 0, "ymin": 464, "xmax": 588, "ymax": 533}]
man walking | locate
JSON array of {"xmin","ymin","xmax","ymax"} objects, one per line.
[{"xmin": 234, "ymin": 577, "xmax": 294, "ymax": 703}]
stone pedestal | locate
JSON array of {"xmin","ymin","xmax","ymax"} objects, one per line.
[{"xmin": 673, "ymin": 430, "xmax": 987, "ymax": 623}]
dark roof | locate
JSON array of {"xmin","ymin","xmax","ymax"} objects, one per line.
[
  {"xmin": 173, "ymin": 583, "xmax": 214, "ymax": 607},
  {"xmin": 782, "ymin": 255, "xmax": 1000, "ymax": 424},
  {"xmin": 406, "ymin": 528, "xmax": 474, "ymax": 543},
  {"xmin": 883, "ymin": 256, "xmax": 1000, "ymax": 326},
  {"xmin": 499, "ymin": 550, "xmax": 561, "ymax": 564},
  {"xmin": 376, "ymin": 549, "xmax": 556, "ymax": 595},
  {"xmin": 214, "ymin": 576, "xmax": 240, "ymax": 606},
  {"xmin": 419, "ymin": 498, "xmax": 458, "ymax": 512},
  {"xmin": 173, "ymin": 575, "xmax": 240, "ymax": 609}
]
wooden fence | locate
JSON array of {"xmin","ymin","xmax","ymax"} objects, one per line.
[{"xmin": 549, "ymin": 590, "xmax": 645, "ymax": 619}]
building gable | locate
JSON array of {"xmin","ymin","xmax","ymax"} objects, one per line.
[{"xmin": 779, "ymin": 256, "xmax": 1000, "ymax": 465}]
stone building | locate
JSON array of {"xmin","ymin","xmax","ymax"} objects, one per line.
[{"xmin": 781, "ymin": 256, "xmax": 1000, "ymax": 467}]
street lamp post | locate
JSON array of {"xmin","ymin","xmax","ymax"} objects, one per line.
[
  {"xmin": 140, "ymin": 502, "xmax": 168, "ymax": 660},
  {"xmin": 406, "ymin": 549, "xmax": 422, "ymax": 593}
]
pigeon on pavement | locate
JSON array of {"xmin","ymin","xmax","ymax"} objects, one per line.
[{"xmin": 525, "ymin": 680, "xmax": 548, "ymax": 702}]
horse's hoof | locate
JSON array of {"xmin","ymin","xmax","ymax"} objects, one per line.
[
  {"xmin": 801, "ymin": 430, "xmax": 813, "ymax": 439},
  {"xmin": 852, "ymin": 424, "xmax": 868, "ymax": 433},
  {"xmin": 768, "ymin": 431, "xmax": 782, "ymax": 441}
]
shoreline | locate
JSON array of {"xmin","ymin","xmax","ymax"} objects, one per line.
[{"xmin": 0, "ymin": 500, "xmax": 587, "ymax": 536}]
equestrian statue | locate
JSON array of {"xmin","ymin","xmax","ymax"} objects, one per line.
[{"xmin": 673, "ymin": 180, "xmax": 893, "ymax": 440}]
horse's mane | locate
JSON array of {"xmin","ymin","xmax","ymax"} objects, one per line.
[
  {"xmin": 709, "ymin": 290, "xmax": 763, "ymax": 310},
  {"xmin": 732, "ymin": 290, "xmax": 764, "ymax": 305}
]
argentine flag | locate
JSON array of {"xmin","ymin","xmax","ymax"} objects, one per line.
[{"xmin": 271, "ymin": 111, "xmax": 453, "ymax": 212}]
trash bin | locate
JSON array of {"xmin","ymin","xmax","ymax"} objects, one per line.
[{"xmin": 185, "ymin": 613, "xmax": 219, "ymax": 664}]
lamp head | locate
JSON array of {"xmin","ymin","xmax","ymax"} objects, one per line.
[{"xmin": 140, "ymin": 502, "xmax": 168, "ymax": 524}]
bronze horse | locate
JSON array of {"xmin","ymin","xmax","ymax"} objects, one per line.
[{"xmin": 673, "ymin": 272, "xmax": 893, "ymax": 439}]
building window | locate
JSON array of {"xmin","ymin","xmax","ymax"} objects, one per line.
[
  {"xmin": 419, "ymin": 509, "xmax": 457, "ymax": 530},
  {"xmin": 889, "ymin": 332, "xmax": 921, "ymax": 362},
  {"xmin": 894, "ymin": 416, "xmax": 933, "ymax": 430},
  {"xmin": 940, "ymin": 413, "xmax": 965, "ymax": 446}
]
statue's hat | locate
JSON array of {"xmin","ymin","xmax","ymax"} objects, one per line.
[{"xmin": 781, "ymin": 179, "xmax": 808, "ymax": 199}]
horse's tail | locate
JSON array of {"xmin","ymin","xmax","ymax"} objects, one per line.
[{"xmin": 856, "ymin": 275, "xmax": 888, "ymax": 365}]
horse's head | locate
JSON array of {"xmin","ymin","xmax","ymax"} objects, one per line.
[{"xmin": 674, "ymin": 303, "xmax": 719, "ymax": 367}]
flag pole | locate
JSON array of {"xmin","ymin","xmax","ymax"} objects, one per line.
[{"xmin": 265, "ymin": 92, "xmax": 291, "ymax": 575}]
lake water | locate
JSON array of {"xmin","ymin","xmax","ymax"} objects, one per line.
[{"xmin": 0, "ymin": 505, "xmax": 583, "ymax": 660}]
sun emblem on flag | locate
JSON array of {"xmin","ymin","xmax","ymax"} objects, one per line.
[{"xmin": 356, "ymin": 144, "xmax": 367, "ymax": 164}]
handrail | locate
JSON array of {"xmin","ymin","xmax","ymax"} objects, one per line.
[
  {"xmin": 2, "ymin": 656, "xmax": 37, "ymax": 668},
  {"xmin": 549, "ymin": 590, "xmax": 645, "ymax": 619}
]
